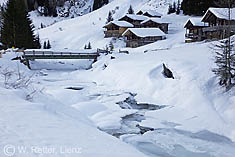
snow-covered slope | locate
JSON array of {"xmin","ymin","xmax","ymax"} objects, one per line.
[
  {"xmin": 36, "ymin": 0, "xmax": 235, "ymax": 141},
  {"xmin": 37, "ymin": 0, "xmax": 178, "ymax": 49},
  {"xmin": 0, "ymin": 52, "xmax": 146, "ymax": 157},
  {"xmin": 1, "ymin": 0, "xmax": 235, "ymax": 156}
]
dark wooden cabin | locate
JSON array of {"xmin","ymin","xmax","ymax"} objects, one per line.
[
  {"xmin": 103, "ymin": 21, "xmax": 134, "ymax": 38},
  {"xmin": 141, "ymin": 18, "xmax": 169, "ymax": 33},
  {"xmin": 122, "ymin": 28, "xmax": 166, "ymax": 48},
  {"xmin": 184, "ymin": 18, "xmax": 208, "ymax": 42},
  {"xmin": 118, "ymin": 14, "xmax": 148, "ymax": 27},
  {"xmin": 201, "ymin": 8, "xmax": 235, "ymax": 40}
]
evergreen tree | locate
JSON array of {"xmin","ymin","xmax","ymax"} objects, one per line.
[
  {"xmin": 33, "ymin": 35, "xmax": 41, "ymax": 48},
  {"xmin": 27, "ymin": 0, "xmax": 35, "ymax": 11},
  {"xmin": 41, "ymin": 23, "xmax": 44, "ymax": 28},
  {"xmin": 1, "ymin": 0, "xmax": 40, "ymax": 49},
  {"xmin": 44, "ymin": 0, "xmax": 50, "ymax": 16},
  {"xmin": 176, "ymin": 0, "xmax": 181, "ymax": 15},
  {"xmin": 84, "ymin": 44, "xmax": 87, "ymax": 49},
  {"xmin": 46, "ymin": 40, "xmax": 51, "ymax": 49},
  {"xmin": 212, "ymin": 39, "xmax": 235, "ymax": 89},
  {"xmin": 43, "ymin": 41, "xmax": 47, "ymax": 49},
  {"xmin": 172, "ymin": 2, "xmax": 176, "ymax": 13},
  {"xmin": 87, "ymin": 42, "xmax": 91, "ymax": 49},
  {"xmin": 37, "ymin": 0, "xmax": 46, "ymax": 6},
  {"xmin": 127, "ymin": 5, "xmax": 134, "ymax": 14},
  {"xmin": 214, "ymin": 0, "xmax": 235, "ymax": 7},
  {"xmin": 106, "ymin": 11, "xmax": 113, "ymax": 24},
  {"xmin": 212, "ymin": 0, "xmax": 235, "ymax": 90},
  {"xmin": 109, "ymin": 41, "xmax": 114, "ymax": 51},
  {"xmin": 167, "ymin": 4, "xmax": 173, "ymax": 14},
  {"xmin": 0, "ymin": 5, "xmax": 4, "ymax": 24}
]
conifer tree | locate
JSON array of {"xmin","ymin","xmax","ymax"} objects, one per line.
[
  {"xmin": 44, "ymin": 0, "xmax": 50, "ymax": 16},
  {"xmin": 127, "ymin": 5, "xmax": 134, "ymax": 14},
  {"xmin": 87, "ymin": 42, "xmax": 92, "ymax": 49},
  {"xmin": 212, "ymin": 0, "xmax": 235, "ymax": 90},
  {"xmin": 43, "ymin": 41, "xmax": 47, "ymax": 49},
  {"xmin": 84, "ymin": 44, "xmax": 87, "ymax": 49},
  {"xmin": 109, "ymin": 41, "xmax": 114, "ymax": 51},
  {"xmin": 106, "ymin": 11, "xmax": 113, "ymax": 24},
  {"xmin": 1, "ymin": 0, "xmax": 41, "ymax": 49},
  {"xmin": 176, "ymin": 0, "xmax": 181, "ymax": 15},
  {"xmin": 37, "ymin": 0, "xmax": 46, "ymax": 6},
  {"xmin": 167, "ymin": 4, "xmax": 173, "ymax": 14},
  {"xmin": 212, "ymin": 39, "xmax": 235, "ymax": 89},
  {"xmin": 47, "ymin": 40, "xmax": 51, "ymax": 49},
  {"xmin": 172, "ymin": 2, "xmax": 176, "ymax": 13},
  {"xmin": 34, "ymin": 35, "xmax": 41, "ymax": 49}
]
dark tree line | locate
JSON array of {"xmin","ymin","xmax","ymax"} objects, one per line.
[
  {"xmin": 26, "ymin": 0, "xmax": 57, "ymax": 17},
  {"xmin": 168, "ymin": 0, "xmax": 181, "ymax": 15},
  {"xmin": 181, "ymin": 0, "xmax": 235, "ymax": 16},
  {"xmin": 92, "ymin": 0, "xmax": 109, "ymax": 11},
  {"xmin": 1, "ymin": 0, "xmax": 41, "ymax": 49},
  {"xmin": 181, "ymin": 0, "xmax": 216, "ymax": 16}
]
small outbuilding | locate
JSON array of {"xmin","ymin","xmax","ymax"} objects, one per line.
[
  {"xmin": 122, "ymin": 28, "xmax": 166, "ymax": 48},
  {"xmin": 103, "ymin": 21, "xmax": 134, "ymax": 38},
  {"xmin": 184, "ymin": 18, "xmax": 208, "ymax": 42}
]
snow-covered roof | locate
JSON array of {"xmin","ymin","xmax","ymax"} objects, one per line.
[
  {"xmin": 137, "ymin": 9, "xmax": 163, "ymax": 17},
  {"xmin": 122, "ymin": 28, "xmax": 166, "ymax": 37},
  {"xmin": 202, "ymin": 7, "xmax": 235, "ymax": 21},
  {"xmin": 104, "ymin": 21, "xmax": 134, "ymax": 28},
  {"xmin": 141, "ymin": 18, "xmax": 169, "ymax": 24},
  {"xmin": 143, "ymin": 10, "xmax": 163, "ymax": 17},
  {"xmin": 184, "ymin": 18, "xmax": 207, "ymax": 27},
  {"xmin": 119, "ymin": 14, "xmax": 148, "ymax": 21}
]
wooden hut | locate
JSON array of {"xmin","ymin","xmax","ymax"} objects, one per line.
[
  {"xmin": 122, "ymin": 28, "xmax": 166, "ymax": 48},
  {"xmin": 103, "ymin": 21, "xmax": 134, "ymax": 38},
  {"xmin": 184, "ymin": 18, "xmax": 208, "ymax": 42},
  {"xmin": 118, "ymin": 14, "xmax": 148, "ymax": 27},
  {"xmin": 141, "ymin": 18, "xmax": 169, "ymax": 33},
  {"xmin": 201, "ymin": 8, "xmax": 235, "ymax": 40}
]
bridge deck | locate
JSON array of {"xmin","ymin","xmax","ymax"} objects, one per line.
[
  {"xmin": 22, "ymin": 50, "xmax": 100, "ymax": 69},
  {"xmin": 23, "ymin": 51, "xmax": 99, "ymax": 60}
]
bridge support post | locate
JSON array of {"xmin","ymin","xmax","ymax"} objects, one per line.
[{"xmin": 25, "ymin": 59, "xmax": 31, "ymax": 69}]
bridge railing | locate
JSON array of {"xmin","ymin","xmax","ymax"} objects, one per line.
[{"xmin": 23, "ymin": 50, "xmax": 99, "ymax": 56}]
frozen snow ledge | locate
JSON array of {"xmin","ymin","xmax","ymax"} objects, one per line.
[
  {"xmin": 0, "ymin": 88, "xmax": 146, "ymax": 157},
  {"xmin": 121, "ymin": 128, "xmax": 235, "ymax": 157}
]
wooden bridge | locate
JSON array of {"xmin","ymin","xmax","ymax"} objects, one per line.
[{"xmin": 22, "ymin": 49, "xmax": 106, "ymax": 69}]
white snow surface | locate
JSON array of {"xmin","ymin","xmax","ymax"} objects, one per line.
[
  {"xmin": 104, "ymin": 20, "xmax": 134, "ymax": 28},
  {"xmin": 119, "ymin": 14, "xmax": 149, "ymax": 21},
  {"xmin": 0, "ymin": 52, "xmax": 146, "ymax": 157},
  {"xmin": 141, "ymin": 17, "xmax": 170, "ymax": 24},
  {"xmin": 202, "ymin": 7, "xmax": 235, "ymax": 21},
  {"xmin": 123, "ymin": 28, "xmax": 166, "ymax": 37},
  {"xmin": 1, "ymin": 0, "xmax": 235, "ymax": 157},
  {"xmin": 184, "ymin": 17, "xmax": 206, "ymax": 27},
  {"xmin": 0, "ymin": 0, "xmax": 6, "ymax": 5},
  {"xmin": 139, "ymin": 10, "xmax": 163, "ymax": 17}
]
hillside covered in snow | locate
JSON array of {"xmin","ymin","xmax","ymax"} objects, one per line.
[{"xmin": 1, "ymin": 0, "xmax": 235, "ymax": 157}]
